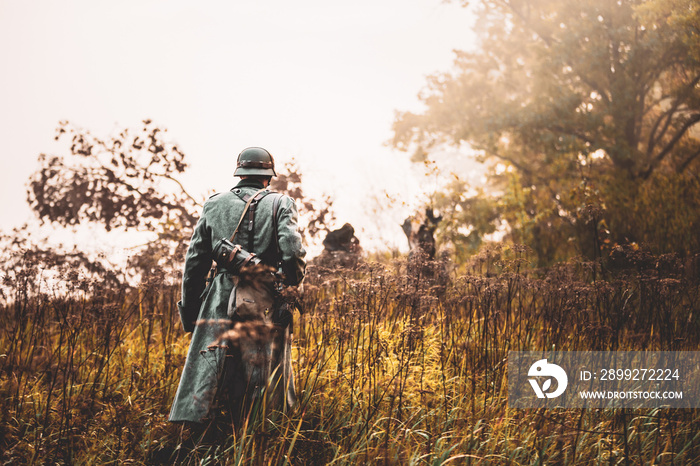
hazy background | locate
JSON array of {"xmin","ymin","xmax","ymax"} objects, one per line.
[{"xmin": 0, "ymin": 0, "xmax": 479, "ymax": 253}]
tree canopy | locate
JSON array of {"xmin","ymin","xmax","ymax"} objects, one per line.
[
  {"xmin": 28, "ymin": 120, "xmax": 200, "ymax": 234},
  {"xmin": 393, "ymin": 0, "xmax": 700, "ymax": 262}
]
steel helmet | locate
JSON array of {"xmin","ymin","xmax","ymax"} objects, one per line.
[{"xmin": 234, "ymin": 147, "xmax": 277, "ymax": 177}]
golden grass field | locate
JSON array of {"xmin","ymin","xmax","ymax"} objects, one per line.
[{"xmin": 1, "ymin": 246, "xmax": 699, "ymax": 464}]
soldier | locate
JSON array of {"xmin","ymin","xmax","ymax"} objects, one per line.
[{"xmin": 169, "ymin": 147, "xmax": 306, "ymax": 432}]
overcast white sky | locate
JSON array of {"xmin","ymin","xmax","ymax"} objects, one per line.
[{"xmin": 0, "ymin": 0, "xmax": 479, "ymax": 253}]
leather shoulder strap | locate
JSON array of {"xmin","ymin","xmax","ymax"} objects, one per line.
[
  {"xmin": 271, "ymin": 193, "xmax": 283, "ymax": 265},
  {"xmin": 229, "ymin": 187, "xmax": 268, "ymax": 242}
]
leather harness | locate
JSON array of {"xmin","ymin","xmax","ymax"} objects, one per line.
[{"xmin": 231, "ymin": 187, "xmax": 283, "ymax": 268}]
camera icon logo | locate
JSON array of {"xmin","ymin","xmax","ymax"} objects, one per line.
[{"xmin": 528, "ymin": 359, "xmax": 568, "ymax": 399}]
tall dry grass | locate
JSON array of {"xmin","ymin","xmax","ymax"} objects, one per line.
[{"xmin": 1, "ymin": 244, "xmax": 698, "ymax": 464}]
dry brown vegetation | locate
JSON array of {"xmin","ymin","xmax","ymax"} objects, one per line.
[{"xmin": 1, "ymin": 245, "xmax": 699, "ymax": 464}]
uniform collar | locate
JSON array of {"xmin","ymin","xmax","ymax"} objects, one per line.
[{"xmin": 234, "ymin": 178, "xmax": 266, "ymax": 189}]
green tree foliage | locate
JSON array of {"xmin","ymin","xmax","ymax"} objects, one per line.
[
  {"xmin": 431, "ymin": 178, "xmax": 500, "ymax": 261},
  {"xmin": 392, "ymin": 0, "xmax": 700, "ymax": 263}
]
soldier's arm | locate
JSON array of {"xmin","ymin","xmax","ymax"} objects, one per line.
[
  {"xmin": 276, "ymin": 196, "xmax": 306, "ymax": 286},
  {"xmin": 178, "ymin": 206, "xmax": 213, "ymax": 332}
]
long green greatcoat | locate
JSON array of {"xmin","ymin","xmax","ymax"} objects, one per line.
[{"xmin": 169, "ymin": 179, "xmax": 306, "ymax": 423}]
